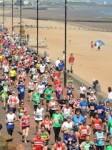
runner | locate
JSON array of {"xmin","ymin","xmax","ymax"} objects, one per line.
[
  {"xmin": 39, "ymin": 125, "xmax": 49, "ymax": 147},
  {"xmin": 94, "ymin": 126, "xmax": 105, "ymax": 150},
  {"xmin": 48, "ymin": 98, "xmax": 58, "ymax": 117},
  {"xmin": 92, "ymin": 113, "xmax": 102, "ymax": 134},
  {"xmin": 106, "ymin": 139, "xmax": 112, "ymax": 150},
  {"xmin": 45, "ymin": 84, "xmax": 54, "ymax": 111},
  {"xmin": 64, "ymin": 130, "xmax": 78, "ymax": 150},
  {"xmin": 78, "ymin": 120, "xmax": 91, "ymax": 144},
  {"xmin": 20, "ymin": 110, "xmax": 30, "ymax": 143},
  {"xmin": 32, "ymin": 89, "xmax": 40, "ymax": 111},
  {"xmin": 28, "ymin": 80, "xmax": 34, "ymax": 101},
  {"xmin": 34, "ymin": 104, "xmax": 44, "ymax": 133},
  {"xmin": 52, "ymin": 108, "xmax": 63, "ymax": 141},
  {"xmin": 17, "ymin": 81, "xmax": 25, "ymax": 102},
  {"xmin": 61, "ymin": 103, "xmax": 73, "ymax": 120},
  {"xmin": 5, "ymin": 108, "xmax": 17, "ymax": 136},
  {"xmin": 52, "ymin": 137, "xmax": 67, "ymax": 150},
  {"xmin": 9, "ymin": 67, "xmax": 17, "ymax": 86},
  {"xmin": 7, "ymin": 91, "xmax": 19, "ymax": 113},
  {"xmin": 41, "ymin": 115, "xmax": 52, "ymax": 135},
  {"xmin": 80, "ymin": 135, "xmax": 95, "ymax": 150},
  {"xmin": 61, "ymin": 116, "xmax": 74, "ymax": 142},
  {"xmin": 32, "ymin": 132, "xmax": 44, "ymax": 150},
  {"xmin": 37, "ymin": 82, "xmax": 45, "ymax": 105}
]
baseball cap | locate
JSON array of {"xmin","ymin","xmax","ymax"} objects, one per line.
[
  {"xmin": 82, "ymin": 119, "xmax": 86, "ymax": 124},
  {"xmin": 9, "ymin": 108, "xmax": 13, "ymax": 112}
]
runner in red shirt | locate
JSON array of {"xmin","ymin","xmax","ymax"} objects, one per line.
[
  {"xmin": 20, "ymin": 110, "xmax": 30, "ymax": 143},
  {"xmin": 52, "ymin": 137, "xmax": 67, "ymax": 150},
  {"xmin": 92, "ymin": 113, "xmax": 102, "ymax": 133},
  {"xmin": 68, "ymin": 53, "xmax": 74, "ymax": 73},
  {"xmin": 79, "ymin": 120, "xmax": 91, "ymax": 144},
  {"xmin": 52, "ymin": 71, "xmax": 60, "ymax": 81},
  {"xmin": 7, "ymin": 91, "xmax": 19, "ymax": 113},
  {"xmin": 32, "ymin": 133, "xmax": 44, "ymax": 150},
  {"xmin": 91, "ymin": 41, "xmax": 94, "ymax": 49}
]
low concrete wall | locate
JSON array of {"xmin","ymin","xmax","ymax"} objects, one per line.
[{"xmin": 67, "ymin": 72, "xmax": 107, "ymax": 101}]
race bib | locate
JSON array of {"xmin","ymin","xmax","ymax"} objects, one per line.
[
  {"xmin": 25, "ymin": 119, "xmax": 29, "ymax": 124},
  {"xmin": 82, "ymin": 106, "xmax": 86, "ymax": 109},
  {"xmin": 57, "ymin": 148, "xmax": 61, "ymax": 150},
  {"xmin": 11, "ymin": 103, "xmax": 15, "ymax": 107},
  {"xmin": 8, "ymin": 122, "xmax": 13, "ymax": 125},
  {"xmin": 20, "ymin": 88, "xmax": 24, "ymax": 92},
  {"xmin": 54, "ymin": 119, "xmax": 59, "ymax": 124},
  {"xmin": 90, "ymin": 106, "xmax": 94, "ymax": 110},
  {"xmin": 95, "ymin": 124, "xmax": 99, "ymax": 128},
  {"xmin": 81, "ymin": 129, "xmax": 87, "ymax": 135},
  {"xmin": 97, "ymin": 109, "xmax": 102, "ymax": 114}
]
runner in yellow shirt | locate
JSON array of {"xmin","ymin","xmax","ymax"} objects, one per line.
[
  {"xmin": 0, "ymin": 53, "xmax": 4, "ymax": 68},
  {"xmin": 9, "ymin": 68, "xmax": 17, "ymax": 86}
]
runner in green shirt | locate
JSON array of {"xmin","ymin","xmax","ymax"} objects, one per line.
[
  {"xmin": 45, "ymin": 85, "xmax": 54, "ymax": 111},
  {"xmin": 106, "ymin": 140, "xmax": 112, "ymax": 150},
  {"xmin": 107, "ymin": 119, "xmax": 112, "ymax": 136},
  {"xmin": 52, "ymin": 109, "xmax": 63, "ymax": 141},
  {"xmin": 32, "ymin": 90, "xmax": 40, "ymax": 111}
]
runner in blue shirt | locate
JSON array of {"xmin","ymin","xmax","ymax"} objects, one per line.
[
  {"xmin": 72, "ymin": 110, "xmax": 85, "ymax": 131},
  {"xmin": 80, "ymin": 96, "xmax": 88, "ymax": 117},
  {"xmin": 17, "ymin": 81, "xmax": 25, "ymax": 101},
  {"xmin": 95, "ymin": 101, "xmax": 106, "ymax": 122}
]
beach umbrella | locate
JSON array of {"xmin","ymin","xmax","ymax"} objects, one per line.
[{"xmin": 94, "ymin": 40, "xmax": 105, "ymax": 46}]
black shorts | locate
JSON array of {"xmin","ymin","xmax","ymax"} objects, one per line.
[
  {"xmin": 25, "ymin": 68, "xmax": 29, "ymax": 74},
  {"xmin": 40, "ymin": 93, "xmax": 44, "ymax": 98},
  {"xmin": 79, "ymin": 139, "xmax": 85, "ymax": 144},
  {"xmin": 8, "ymin": 107, "xmax": 16, "ymax": 113},
  {"xmin": 28, "ymin": 90, "xmax": 33, "ymax": 93},
  {"xmin": 67, "ymin": 93, "xmax": 72, "ymax": 96},
  {"xmin": 10, "ymin": 76, "xmax": 16, "ymax": 81},
  {"xmin": 35, "ymin": 120, "xmax": 42, "ymax": 123},
  {"xmin": 34, "ymin": 105, "xmax": 38, "ymax": 111}
]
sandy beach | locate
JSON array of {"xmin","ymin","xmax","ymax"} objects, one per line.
[{"xmin": 0, "ymin": 10, "xmax": 112, "ymax": 94}]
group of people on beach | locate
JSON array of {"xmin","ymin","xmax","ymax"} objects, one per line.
[{"xmin": 0, "ymin": 25, "xmax": 112, "ymax": 150}]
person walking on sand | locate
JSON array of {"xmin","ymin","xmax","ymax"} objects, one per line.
[
  {"xmin": 91, "ymin": 41, "xmax": 94, "ymax": 49},
  {"xmin": 69, "ymin": 53, "xmax": 74, "ymax": 73}
]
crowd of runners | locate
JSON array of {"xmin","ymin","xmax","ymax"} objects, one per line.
[{"xmin": 0, "ymin": 25, "xmax": 112, "ymax": 150}]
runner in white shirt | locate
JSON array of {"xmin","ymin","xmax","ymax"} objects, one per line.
[
  {"xmin": 45, "ymin": 55, "xmax": 50, "ymax": 64},
  {"xmin": 62, "ymin": 103, "xmax": 73, "ymax": 120},
  {"xmin": 28, "ymin": 80, "xmax": 34, "ymax": 101},
  {"xmin": 34, "ymin": 104, "xmax": 45, "ymax": 133},
  {"xmin": 61, "ymin": 117, "xmax": 74, "ymax": 142},
  {"xmin": 5, "ymin": 108, "xmax": 16, "ymax": 136},
  {"xmin": 2, "ymin": 63, "xmax": 9, "ymax": 74},
  {"xmin": 40, "ymin": 64, "xmax": 46, "ymax": 74},
  {"xmin": 55, "ymin": 58, "xmax": 60, "ymax": 70},
  {"xmin": 30, "ymin": 67, "xmax": 36, "ymax": 79},
  {"xmin": 61, "ymin": 117, "xmax": 74, "ymax": 133},
  {"xmin": 37, "ymin": 83, "xmax": 45, "ymax": 105},
  {"xmin": 79, "ymin": 83, "xmax": 87, "ymax": 98}
]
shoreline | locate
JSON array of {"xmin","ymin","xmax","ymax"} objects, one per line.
[{"xmin": 1, "ymin": 7, "xmax": 112, "ymax": 31}]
